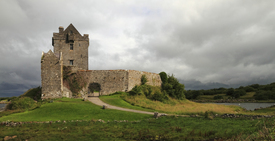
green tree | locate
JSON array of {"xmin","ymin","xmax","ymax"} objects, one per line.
[
  {"xmin": 226, "ymin": 88, "xmax": 234, "ymax": 96},
  {"xmin": 159, "ymin": 72, "xmax": 168, "ymax": 84},
  {"xmin": 162, "ymin": 74, "xmax": 185, "ymax": 100}
]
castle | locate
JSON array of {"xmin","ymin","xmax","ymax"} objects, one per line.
[{"xmin": 41, "ymin": 24, "xmax": 161, "ymax": 99}]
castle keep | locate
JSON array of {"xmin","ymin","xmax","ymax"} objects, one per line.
[{"xmin": 41, "ymin": 24, "xmax": 161, "ymax": 99}]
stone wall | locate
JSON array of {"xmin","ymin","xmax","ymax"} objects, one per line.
[
  {"xmin": 128, "ymin": 70, "xmax": 162, "ymax": 91},
  {"xmin": 77, "ymin": 70, "xmax": 129, "ymax": 95},
  {"xmin": 41, "ymin": 50, "xmax": 62, "ymax": 99},
  {"xmin": 64, "ymin": 69, "xmax": 162, "ymax": 96},
  {"xmin": 41, "ymin": 24, "xmax": 162, "ymax": 99},
  {"xmin": 52, "ymin": 24, "xmax": 89, "ymax": 70}
]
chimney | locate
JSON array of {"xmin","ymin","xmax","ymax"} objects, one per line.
[{"xmin": 59, "ymin": 26, "xmax": 64, "ymax": 33}]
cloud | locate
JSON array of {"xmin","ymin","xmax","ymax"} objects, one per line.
[{"xmin": 1, "ymin": 0, "xmax": 275, "ymax": 97}]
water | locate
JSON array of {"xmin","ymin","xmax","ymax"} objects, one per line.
[{"xmin": 212, "ymin": 103, "xmax": 275, "ymax": 111}]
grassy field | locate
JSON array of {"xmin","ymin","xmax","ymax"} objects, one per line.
[
  {"xmin": 100, "ymin": 94, "xmax": 156, "ymax": 112},
  {"xmin": 0, "ymin": 98, "xmax": 151, "ymax": 122},
  {"xmin": 1, "ymin": 116, "xmax": 274, "ymax": 140},
  {"xmin": 123, "ymin": 95, "xmax": 245, "ymax": 115},
  {"xmin": 1, "ymin": 88, "xmax": 275, "ymax": 140},
  {"xmin": 196, "ymin": 92, "xmax": 256, "ymax": 100},
  {"xmin": 100, "ymin": 93, "xmax": 275, "ymax": 116}
]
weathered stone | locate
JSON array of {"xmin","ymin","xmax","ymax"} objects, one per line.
[
  {"xmin": 41, "ymin": 24, "xmax": 162, "ymax": 99},
  {"xmin": 103, "ymin": 105, "xmax": 107, "ymax": 109}
]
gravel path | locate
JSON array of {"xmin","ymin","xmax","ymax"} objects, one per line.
[{"xmin": 88, "ymin": 97, "xmax": 154, "ymax": 115}]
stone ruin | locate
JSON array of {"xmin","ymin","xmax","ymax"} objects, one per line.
[{"xmin": 41, "ymin": 24, "xmax": 161, "ymax": 99}]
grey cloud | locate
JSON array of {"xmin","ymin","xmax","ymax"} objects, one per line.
[{"xmin": 1, "ymin": 1, "xmax": 275, "ymax": 97}]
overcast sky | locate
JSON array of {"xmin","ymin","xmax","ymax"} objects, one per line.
[{"xmin": 1, "ymin": 0, "xmax": 275, "ymax": 97}]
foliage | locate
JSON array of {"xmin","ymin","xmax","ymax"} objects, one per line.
[
  {"xmin": 213, "ymin": 95, "xmax": 223, "ymax": 100},
  {"xmin": 141, "ymin": 74, "xmax": 148, "ymax": 85},
  {"xmin": 130, "ymin": 72, "xmax": 186, "ymax": 101},
  {"xmin": 129, "ymin": 85, "xmax": 143, "ymax": 96},
  {"xmin": 6, "ymin": 97, "xmax": 37, "ymax": 110},
  {"xmin": 226, "ymin": 88, "xmax": 234, "ymax": 96},
  {"xmin": 129, "ymin": 84, "xmax": 168, "ymax": 102},
  {"xmin": 254, "ymin": 90, "xmax": 275, "ymax": 100},
  {"xmin": 232, "ymin": 89, "xmax": 246, "ymax": 98},
  {"xmin": 160, "ymin": 73, "xmax": 185, "ymax": 100},
  {"xmin": 63, "ymin": 66, "xmax": 87, "ymax": 96},
  {"xmin": 244, "ymin": 86, "xmax": 256, "ymax": 92},
  {"xmin": 185, "ymin": 90, "xmax": 203, "ymax": 99},
  {"xmin": 1, "ymin": 116, "xmax": 274, "ymax": 140},
  {"xmin": 159, "ymin": 71, "xmax": 168, "ymax": 84},
  {"xmin": 19, "ymin": 86, "xmax": 42, "ymax": 101},
  {"xmin": 151, "ymin": 90, "xmax": 168, "ymax": 102}
]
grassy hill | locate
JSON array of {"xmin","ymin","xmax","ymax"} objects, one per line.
[
  {"xmin": 0, "ymin": 98, "xmax": 151, "ymax": 122},
  {"xmin": 1, "ymin": 87, "xmax": 275, "ymax": 140}
]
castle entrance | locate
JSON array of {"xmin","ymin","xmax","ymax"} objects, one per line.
[{"xmin": 88, "ymin": 83, "xmax": 101, "ymax": 97}]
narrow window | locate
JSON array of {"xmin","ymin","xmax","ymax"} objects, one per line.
[
  {"xmin": 70, "ymin": 60, "xmax": 73, "ymax": 65},
  {"xmin": 70, "ymin": 44, "xmax": 73, "ymax": 50}
]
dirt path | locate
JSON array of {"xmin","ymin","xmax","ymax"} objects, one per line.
[{"xmin": 88, "ymin": 97, "xmax": 154, "ymax": 115}]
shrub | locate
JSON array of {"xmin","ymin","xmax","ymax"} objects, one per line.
[
  {"xmin": 7, "ymin": 97, "xmax": 37, "ymax": 110},
  {"xmin": 19, "ymin": 86, "xmax": 42, "ymax": 101},
  {"xmin": 254, "ymin": 90, "xmax": 275, "ymax": 100},
  {"xmin": 244, "ymin": 87, "xmax": 255, "ymax": 92},
  {"xmin": 213, "ymin": 95, "xmax": 223, "ymax": 100},
  {"xmin": 129, "ymin": 85, "xmax": 142, "ymax": 96},
  {"xmin": 141, "ymin": 75, "xmax": 148, "ymax": 85},
  {"xmin": 159, "ymin": 72, "xmax": 168, "ymax": 84},
  {"xmin": 162, "ymin": 74, "xmax": 185, "ymax": 100},
  {"xmin": 226, "ymin": 88, "xmax": 234, "ymax": 96},
  {"xmin": 151, "ymin": 90, "xmax": 168, "ymax": 102},
  {"xmin": 232, "ymin": 90, "xmax": 246, "ymax": 98}
]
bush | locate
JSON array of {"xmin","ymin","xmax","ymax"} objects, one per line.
[
  {"xmin": 244, "ymin": 87, "xmax": 255, "ymax": 92},
  {"xmin": 213, "ymin": 95, "xmax": 223, "ymax": 100},
  {"xmin": 226, "ymin": 88, "xmax": 234, "ymax": 96},
  {"xmin": 19, "ymin": 86, "xmax": 42, "ymax": 101},
  {"xmin": 151, "ymin": 90, "xmax": 168, "ymax": 102},
  {"xmin": 161, "ymin": 74, "xmax": 185, "ymax": 100},
  {"xmin": 7, "ymin": 97, "xmax": 37, "ymax": 110},
  {"xmin": 254, "ymin": 90, "xmax": 275, "ymax": 100},
  {"xmin": 141, "ymin": 75, "xmax": 148, "ymax": 85},
  {"xmin": 129, "ymin": 85, "xmax": 142, "ymax": 96},
  {"xmin": 229, "ymin": 89, "xmax": 246, "ymax": 98},
  {"xmin": 159, "ymin": 72, "xmax": 168, "ymax": 84}
]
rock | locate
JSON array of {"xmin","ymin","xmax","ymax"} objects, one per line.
[
  {"xmin": 154, "ymin": 112, "xmax": 159, "ymax": 118},
  {"xmin": 4, "ymin": 135, "xmax": 17, "ymax": 141},
  {"xmin": 4, "ymin": 136, "xmax": 12, "ymax": 141},
  {"xmin": 103, "ymin": 105, "xmax": 107, "ymax": 109}
]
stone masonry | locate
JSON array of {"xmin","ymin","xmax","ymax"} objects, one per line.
[
  {"xmin": 52, "ymin": 24, "xmax": 89, "ymax": 70},
  {"xmin": 41, "ymin": 24, "xmax": 161, "ymax": 99}
]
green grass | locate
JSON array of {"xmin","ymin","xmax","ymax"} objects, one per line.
[
  {"xmin": 99, "ymin": 94, "xmax": 156, "ymax": 112},
  {"xmin": 0, "ymin": 98, "xmax": 151, "ymax": 122},
  {"xmin": 197, "ymin": 94, "xmax": 228, "ymax": 100},
  {"xmin": 1, "ymin": 116, "xmax": 274, "ymax": 140},
  {"xmin": 239, "ymin": 92, "xmax": 255, "ymax": 99}
]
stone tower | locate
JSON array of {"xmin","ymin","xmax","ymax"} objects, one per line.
[
  {"xmin": 52, "ymin": 24, "xmax": 89, "ymax": 70},
  {"xmin": 41, "ymin": 24, "xmax": 162, "ymax": 99}
]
